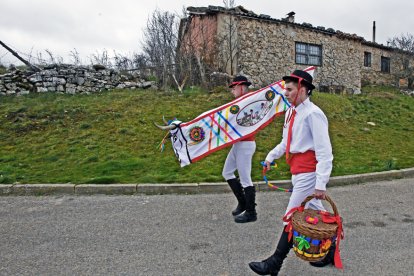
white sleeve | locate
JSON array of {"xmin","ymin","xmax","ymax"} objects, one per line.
[
  {"xmin": 265, "ymin": 134, "xmax": 287, "ymax": 163},
  {"xmin": 307, "ymin": 111, "xmax": 333, "ymax": 190}
]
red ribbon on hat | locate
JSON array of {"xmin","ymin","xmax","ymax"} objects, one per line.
[{"xmin": 230, "ymin": 81, "xmax": 246, "ymax": 86}]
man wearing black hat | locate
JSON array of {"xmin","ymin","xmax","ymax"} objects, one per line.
[
  {"xmin": 249, "ymin": 69, "xmax": 334, "ymax": 275},
  {"xmin": 222, "ymin": 75, "xmax": 258, "ymax": 223}
]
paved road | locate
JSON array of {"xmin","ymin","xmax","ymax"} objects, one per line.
[{"xmin": 1, "ymin": 177, "xmax": 413, "ymax": 276}]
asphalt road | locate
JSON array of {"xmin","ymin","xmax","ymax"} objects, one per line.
[{"xmin": 1, "ymin": 177, "xmax": 413, "ymax": 276}]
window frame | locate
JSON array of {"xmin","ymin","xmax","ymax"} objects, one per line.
[
  {"xmin": 364, "ymin": 51, "xmax": 372, "ymax": 67},
  {"xmin": 381, "ymin": 56, "xmax": 390, "ymax": 73},
  {"xmin": 295, "ymin": 42, "xmax": 323, "ymax": 66},
  {"xmin": 403, "ymin": 59, "xmax": 409, "ymax": 70}
]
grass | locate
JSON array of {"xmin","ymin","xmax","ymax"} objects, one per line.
[{"xmin": 0, "ymin": 86, "xmax": 413, "ymax": 184}]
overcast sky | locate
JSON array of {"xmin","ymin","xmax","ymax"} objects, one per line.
[{"xmin": 1, "ymin": 0, "xmax": 413, "ymax": 65}]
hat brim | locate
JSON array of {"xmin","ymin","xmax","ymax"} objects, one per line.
[
  {"xmin": 229, "ymin": 81, "xmax": 252, "ymax": 88},
  {"xmin": 282, "ymin": 76, "xmax": 315, "ymax": 90}
]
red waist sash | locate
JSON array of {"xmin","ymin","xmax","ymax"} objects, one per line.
[{"xmin": 286, "ymin": 150, "xmax": 317, "ymax": 174}]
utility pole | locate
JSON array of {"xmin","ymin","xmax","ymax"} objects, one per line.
[{"xmin": 0, "ymin": 40, "xmax": 41, "ymax": 72}]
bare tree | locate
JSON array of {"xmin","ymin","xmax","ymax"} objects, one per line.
[
  {"xmin": 142, "ymin": 9, "xmax": 179, "ymax": 90},
  {"xmin": 69, "ymin": 48, "xmax": 82, "ymax": 66},
  {"xmin": 143, "ymin": 7, "xmax": 229, "ymax": 90},
  {"xmin": 36, "ymin": 51, "xmax": 45, "ymax": 65},
  {"xmin": 132, "ymin": 53, "xmax": 148, "ymax": 69},
  {"xmin": 44, "ymin": 49, "xmax": 56, "ymax": 64},
  {"xmin": 388, "ymin": 33, "xmax": 414, "ymax": 88},
  {"xmin": 90, "ymin": 49, "xmax": 112, "ymax": 67},
  {"xmin": 35, "ymin": 50, "xmax": 59, "ymax": 66},
  {"xmin": 43, "ymin": 49, "xmax": 63, "ymax": 64},
  {"xmin": 113, "ymin": 51, "xmax": 133, "ymax": 71},
  {"xmin": 217, "ymin": 0, "xmax": 238, "ymax": 75}
]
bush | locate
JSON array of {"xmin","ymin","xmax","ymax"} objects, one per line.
[
  {"xmin": 0, "ymin": 63, "xmax": 7, "ymax": 74},
  {"xmin": 210, "ymin": 85, "xmax": 228, "ymax": 93}
]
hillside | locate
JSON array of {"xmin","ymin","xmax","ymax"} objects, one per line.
[{"xmin": 0, "ymin": 86, "xmax": 413, "ymax": 184}]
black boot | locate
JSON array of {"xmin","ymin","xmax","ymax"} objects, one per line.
[
  {"xmin": 227, "ymin": 178, "xmax": 246, "ymax": 216},
  {"xmin": 249, "ymin": 229, "xmax": 292, "ymax": 275},
  {"xmin": 235, "ymin": 186, "xmax": 257, "ymax": 223},
  {"xmin": 309, "ymin": 244, "xmax": 336, "ymax": 267}
]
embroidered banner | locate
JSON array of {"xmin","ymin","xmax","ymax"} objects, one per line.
[{"xmin": 166, "ymin": 66, "xmax": 315, "ymax": 167}]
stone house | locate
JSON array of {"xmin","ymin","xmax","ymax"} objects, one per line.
[{"xmin": 179, "ymin": 5, "xmax": 414, "ymax": 93}]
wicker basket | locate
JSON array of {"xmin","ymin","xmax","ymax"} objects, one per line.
[{"xmin": 289, "ymin": 195, "xmax": 342, "ymax": 263}]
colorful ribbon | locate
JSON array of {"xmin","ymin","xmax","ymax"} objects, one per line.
[{"xmin": 261, "ymin": 161, "xmax": 292, "ymax": 192}]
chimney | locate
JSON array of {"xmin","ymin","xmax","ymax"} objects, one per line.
[
  {"xmin": 286, "ymin": 11, "xmax": 295, "ymax": 23},
  {"xmin": 372, "ymin": 21, "xmax": 376, "ymax": 43}
]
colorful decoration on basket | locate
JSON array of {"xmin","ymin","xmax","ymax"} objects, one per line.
[
  {"xmin": 295, "ymin": 235, "xmax": 311, "ymax": 251},
  {"xmin": 282, "ymin": 195, "xmax": 344, "ymax": 269},
  {"xmin": 292, "ymin": 230, "xmax": 327, "ymax": 259},
  {"xmin": 320, "ymin": 239, "xmax": 332, "ymax": 252},
  {"xmin": 305, "ymin": 215, "xmax": 319, "ymax": 225},
  {"xmin": 154, "ymin": 67, "xmax": 316, "ymax": 167},
  {"xmin": 319, "ymin": 210, "xmax": 337, "ymax": 223},
  {"xmin": 260, "ymin": 161, "xmax": 293, "ymax": 192}
]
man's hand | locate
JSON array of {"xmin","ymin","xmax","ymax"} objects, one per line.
[
  {"xmin": 314, "ymin": 189, "xmax": 326, "ymax": 200},
  {"xmin": 265, "ymin": 160, "xmax": 272, "ymax": 171}
]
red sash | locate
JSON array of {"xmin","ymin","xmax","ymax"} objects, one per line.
[{"xmin": 287, "ymin": 150, "xmax": 317, "ymax": 174}]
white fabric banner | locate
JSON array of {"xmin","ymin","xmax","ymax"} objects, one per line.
[{"xmin": 167, "ymin": 66, "xmax": 315, "ymax": 167}]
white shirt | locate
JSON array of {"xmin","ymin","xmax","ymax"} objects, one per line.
[{"xmin": 265, "ymin": 98, "xmax": 333, "ymax": 190}]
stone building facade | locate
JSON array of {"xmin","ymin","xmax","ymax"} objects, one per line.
[{"xmin": 181, "ymin": 6, "xmax": 414, "ymax": 93}]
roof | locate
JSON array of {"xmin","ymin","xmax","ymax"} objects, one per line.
[{"xmin": 186, "ymin": 5, "xmax": 397, "ymax": 51}]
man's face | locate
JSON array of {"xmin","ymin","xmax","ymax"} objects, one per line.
[
  {"xmin": 231, "ymin": 85, "xmax": 244, "ymax": 98},
  {"xmin": 284, "ymin": 82, "xmax": 299, "ymax": 104}
]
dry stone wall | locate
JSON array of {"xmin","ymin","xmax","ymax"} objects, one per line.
[{"xmin": 0, "ymin": 64, "xmax": 155, "ymax": 96}]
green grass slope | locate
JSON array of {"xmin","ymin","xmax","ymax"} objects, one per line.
[{"xmin": 0, "ymin": 86, "xmax": 413, "ymax": 184}]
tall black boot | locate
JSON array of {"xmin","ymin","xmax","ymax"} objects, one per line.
[
  {"xmin": 249, "ymin": 228, "xmax": 292, "ymax": 275},
  {"xmin": 227, "ymin": 178, "xmax": 246, "ymax": 216},
  {"xmin": 309, "ymin": 244, "xmax": 336, "ymax": 267},
  {"xmin": 234, "ymin": 186, "xmax": 257, "ymax": 223}
]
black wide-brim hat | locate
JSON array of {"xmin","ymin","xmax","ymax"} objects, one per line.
[
  {"xmin": 229, "ymin": 75, "xmax": 252, "ymax": 88},
  {"xmin": 282, "ymin": 70, "xmax": 315, "ymax": 90}
]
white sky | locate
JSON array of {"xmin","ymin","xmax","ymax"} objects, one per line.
[{"xmin": 1, "ymin": 0, "xmax": 413, "ymax": 65}]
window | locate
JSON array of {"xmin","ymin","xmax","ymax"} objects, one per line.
[
  {"xmin": 295, "ymin": 42, "xmax": 322, "ymax": 66},
  {"xmin": 364, "ymin": 52, "xmax": 371, "ymax": 67},
  {"xmin": 403, "ymin": 59, "xmax": 409, "ymax": 70},
  {"xmin": 381, "ymin": 56, "xmax": 390, "ymax": 73}
]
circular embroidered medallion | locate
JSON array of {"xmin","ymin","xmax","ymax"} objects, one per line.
[
  {"xmin": 265, "ymin": 90, "xmax": 275, "ymax": 101},
  {"xmin": 189, "ymin": 126, "xmax": 205, "ymax": 142},
  {"xmin": 230, "ymin": 105, "xmax": 240, "ymax": 114}
]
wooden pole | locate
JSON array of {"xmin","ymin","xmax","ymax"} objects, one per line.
[{"xmin": 0, "ymin": 40, "xmax": 41, "ymax": 71}]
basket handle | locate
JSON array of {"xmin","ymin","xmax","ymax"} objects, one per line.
[{"xmin": 300, "ymin": 195, "xmax": 339, "ymax": 217}]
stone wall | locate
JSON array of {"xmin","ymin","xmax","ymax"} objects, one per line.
[
  {"xmin": 218, "ymin": 13, "xmax": 414, "ymax": 94},
  {"xmin": 360, "ymin": 44, "xmax": 407, "ymax": 87},
  {"xmin": 0, "ymin": 64, "xmax": 155, "ymax": 96},
  {"xmin": 236, "ymin": 16, "xmax": 364, "ymax": 93}
]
